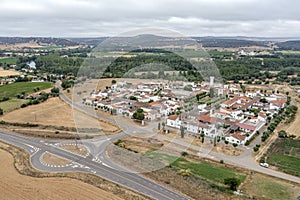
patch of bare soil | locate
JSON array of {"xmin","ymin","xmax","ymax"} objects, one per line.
[
  {"xmin": 42, "ymin": 152, "xmax": 71, "ymax": 166},
  {"xmin": 212, "ymin": 143, "xmax": 243, "ymax": 156}
]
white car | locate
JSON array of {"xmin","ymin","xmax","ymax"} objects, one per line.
[{"xmin": 260, "ymin": 162, "xmax": 269, "ymax": 168}]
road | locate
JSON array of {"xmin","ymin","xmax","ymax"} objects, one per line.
[{"xmin": 0, "ymin": 130, "xmax": 188, "ymax": 200}]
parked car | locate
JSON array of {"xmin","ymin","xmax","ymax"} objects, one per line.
[{"xmin": 260, "ymin": 162, "xmax": 269, "ymax": 168}]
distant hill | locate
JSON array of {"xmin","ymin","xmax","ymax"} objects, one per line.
[
  {"xmin": 193, "ymin": 38, "xmax": 269, "ymax": 48},
  {"xmin": 276, "ymin": 41, "xmax": 300, "ymax": 50},
  {"xmin": 0, "ymin": 37, "xmax": 79, "ymax": 47}
]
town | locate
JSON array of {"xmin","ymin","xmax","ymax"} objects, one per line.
[{"xmin": 83, "ymin": 76, "xmax": 287, "ymax": 147}]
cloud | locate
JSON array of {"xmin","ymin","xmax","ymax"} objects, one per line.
[{"xmin": 0, "ymin": 0, "xmax": 299, "ymax": 37}]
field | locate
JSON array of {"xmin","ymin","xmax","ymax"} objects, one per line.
[
  {"xmin": 242, "ymin": 173, "xmax": 300, "ymax": 200},
  {"xmin": 0, "ymin": 149, "xmax": 123, "ymax": 200},
  {"xmin": 1, "ymin": 97, "xmax": 120, "ymax": 135},
  {"xmin": 0, "ymin": 68, "xmax": 20, "ymax": 77},
  {"xmin": 266, "ymin": 139, "xmax": 300, "ymax": 177},
  {"xmin": 0, "ymin": 82, "xmax": 52, "ymax": 98},
  {"xmin": 146, "ymin": 151, "xmax": 246, "ymax": 185},
  {"xmin": 0, "ymin": 98, "xmax": 27, "ymax": 112},
  {"xmin": 0, "ymin": 57, "xmax": 19, "ymax": 65}
]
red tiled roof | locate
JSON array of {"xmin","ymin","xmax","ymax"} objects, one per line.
[
  {"xmin": 199, "ymin": 115, "xmax": 217, "ymax": 124},
  {"xmin": 231, "ymin": 133, "xmax": 246, "ymax": 141},
  {"xmin": 168, "ymin": 115, "xmax": 179, "ymax": 120},
  {"xmin": 236, "ymin": 122, "xmax": 256, "ymax": 131}
]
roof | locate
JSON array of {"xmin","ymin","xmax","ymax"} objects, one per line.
[
  {"xmin": 199, "ymin": 115, "xmax": 217, "ymax": 124},
  {"xmin": 168, "ymin": 115, "xmax": 179, "ymax": 121},
  {"xmin": 231, "ymin": 133, "xmax": 246, "ymax": 142},
  {"xmin": 236, "ymin": 122, "xmax": 256, "ymax": 131}
]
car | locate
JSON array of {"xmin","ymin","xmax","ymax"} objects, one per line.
[{"xmin": 260, "ymin": 162, "xmax": 269, "ymax": 168}]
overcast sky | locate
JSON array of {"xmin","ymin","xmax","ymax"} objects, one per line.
[{"xmin": 1, "ymin": 0, "xmax": 300, "ymax": 37}]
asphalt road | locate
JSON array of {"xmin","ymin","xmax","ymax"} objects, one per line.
[{"xmin": 0, "ymin": 130, "xmax": 189, "ymax": 200}]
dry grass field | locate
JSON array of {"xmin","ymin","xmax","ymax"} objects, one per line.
[
  {"xmin": 0, "ymin": 149, "xmax": 123, "ymax": 200},
  {"xmin": 241, "ymin": 173, "xmax": 300, "ymax": 200},
  {"xmin": 0, "ymin": 68, "xmax": 20, "ymax": 77},
  {"xmin": 1, "ymin": 97, "xmax": 120, "ymax": 134}
]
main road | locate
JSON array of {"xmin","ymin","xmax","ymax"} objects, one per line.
[{"xmin": 0, "ymin": 129, "xmax": 189, "ymax": 200}]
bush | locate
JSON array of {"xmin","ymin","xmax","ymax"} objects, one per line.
[
  {"xmin": 220, "ymin": 160, "xmax": 224, "ymax": 164},
  {"xmin": 224, "ymin": 177, "xmax": 241, "ymax": 191},
  {"xmin": 181, "ymin": 151, "xmax": 188, "ymax": 157},
  {"xmin": 232, "ymin": 143, "xmax": 238, "ymax": 147},
  {"xmin": 253, "ymin": 146, "xmax": 259, "ymax": 152}
]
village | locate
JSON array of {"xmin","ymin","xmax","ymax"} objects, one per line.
[{"xmin": 83, "ymin": 77, "xmax": 288, "ymax": 147}]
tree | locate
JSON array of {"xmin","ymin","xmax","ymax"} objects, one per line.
[
  {"xmin": 158, "ymin": 122, "xmax": 161, "ymax": 130},
  {"xmin": 180, "ymin": 126, "xmax": 185, "ymax": 138},
  {"xmin": 129, "ymin": 96, "xmax": 137, "ymax": 101},
  {"xmin": 162, "ymin": 122, "xmax": 166, "ymax": 131},
  {"xmin": 278, "ymin": 130, "xmax": 287, "ymax": 138},
  {"xmin": 51, "ymin": 87, "xmax": 59, "ymax": 94},
  {"xmin": 224, "ymin": 177, "xmax": 241, "ymax": 191},
  {"xmin": 232, "ymin": 143, "xmax": 238, "ymax": 148},
  {"xmin": 209, "ymin": 88, "xmax": 215, "ymax": 98},
  {"xmin": 132, "ymin": 108, "xmax": 144, "ymax": 121},
  {"xmin": 111, "ymin": 79, "xmax": 117, "ymax": 84},
  {"xmin": 0, "ymin": 108, "xmax": 3, "ymax": 115}
]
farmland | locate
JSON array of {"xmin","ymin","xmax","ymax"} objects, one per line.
[
  {"xmin": 266, "ymin": 138, "xmax": 300, "ymax": 177},
  {"xmin": 146, "ymin": 151, "xmax": 246, "ymax": 186},
  {"xmin": 0, "ymin": 82, "xmax": 52, "ymax": 98}
]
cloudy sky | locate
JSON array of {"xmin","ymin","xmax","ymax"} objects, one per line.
[{"xmin": 1, "ymin": 0, "xmax": 300, "ymax": 37}]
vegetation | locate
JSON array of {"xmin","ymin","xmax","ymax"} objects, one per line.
[
  {"xmin": 224, "ymin": 177, "xmax": 241, "ymax": 191},
  {"xmin": 146, "ymin": 151, "xmax": 246, "ymax": 186},
  {"xmin": 132, "ymin": 108, "xmax": 145, "ymax": 121},
  {"xmin": 0, "ymin": 82, "xmax": 52, "ymax": 98},
  {"xmin": 266, "ymin": 139, "xmax": 300, "ymax": 177}
]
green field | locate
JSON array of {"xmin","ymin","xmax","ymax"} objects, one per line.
[
  {"xmin": 0, "ymin": 82, "xmax": 52, "ymax": 98},
  {"xmin": 146, "ymin": 151, "xmax": 246, "ymax": 185},
  {"xmin": 0, "ymin": 57, "xmax": 19, "ymax": 65},
  {"xmin": 0, "ymin": 99, "xmax": 27, "ymax": 112},
  {"xmin": 266, "ymin": 139, "xmax": 300, "ymax": 177}
]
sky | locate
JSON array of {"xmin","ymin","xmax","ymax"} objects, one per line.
[{"xmin": 1, "ymin": 0, "xmax": 300, "ymax": 37}]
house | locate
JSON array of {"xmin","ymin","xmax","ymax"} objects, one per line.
[
  {"xmin": 269, "ymin": 100, "xmax": 286, "ymax": 110},
  {"xmin": 236, "ymin": 122, "xmax": 256, "ymax": 133},
  {"xmin": 166, "ymin": 115, "xmax": 182, "ymax": 129},
  {"xmin": 225, "ymin": 133, "xmax": 247, "ymax": 145}
]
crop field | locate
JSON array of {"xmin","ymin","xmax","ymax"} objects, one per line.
[
  {"xmin": 266, "ymin": 138, "xmax": 300, "ymax": 177},
  {"xmin": 146, "ymin": 151, "xmax": 246, "ymax": 185},
  {"xmin": 0, "ymin": 57, "xmax": 19, "ymax": 65},
  {"xmin": 0, "ymin": 82, "xmax": 52, "ymax": 98}
]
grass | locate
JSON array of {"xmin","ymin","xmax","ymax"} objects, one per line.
[
  {"xmin": 0, "ymin": 99, "xmax": 27, "ymax": 112},
  {"xmin": 0, "ymin": 57, "xmax": 19, "ymax": 65},
  {"xmin": 146, "ymin": 151, "xmax": 246, "ymax": 185},
  {"xmin": 243, "ymin": 174, "xmax": 296, "ymax": 200},
  {"xmin": 0, "ymin": 82, "xmax": 52, "ymax": 98},
  {"xmin": 266, "ymin": 139, "xmax": 300, "ymax": 177}
]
